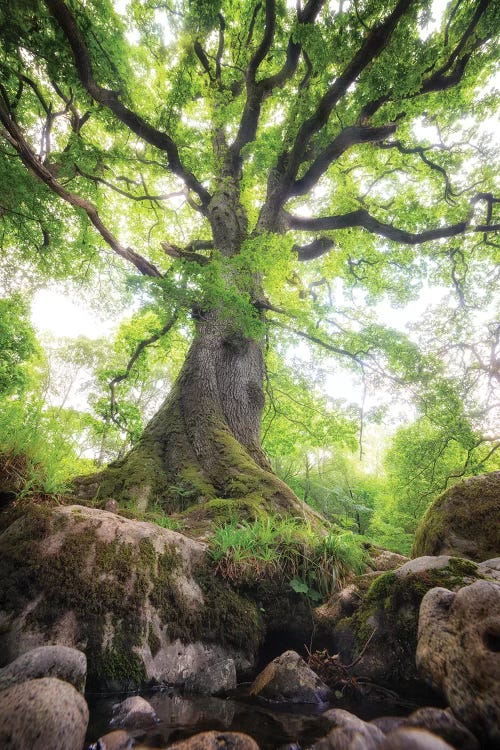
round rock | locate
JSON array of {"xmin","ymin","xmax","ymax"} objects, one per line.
[
  {"xmin": 167, "ymin": 731, "xmax": 259, "ymax": 750},
  {"xmin": 111, "ymin": 695, "xmax": 158, "ymax": 729},
  {"xmin": 382, "ymin": 728, "xmax": 456, "ymax": 750},
  {"xmin": 417, "ymin": 580, "xmax": 500, "ymax": 743},
  {"xmin": 0, "ymin": 677, "xmax": 88, "ymax": 750},
  {"xmin": 249, "ymin": 650, "xmax": 331, "ymax": 704},
  {"xmin": 89, "ymin": 729, "xmax": 135, "ymax": 749},
  {"xmin": 0, "ymin": 644, "xmax": 87, "ymax": 693},
  {"xmin": 401, "ymin": 707, "xmax": 479, "ymax": 750}
]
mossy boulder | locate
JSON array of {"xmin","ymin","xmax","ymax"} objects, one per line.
[
  {"xmin": 413, "ymin": 471, "xmax": 500, "ymax": 562},
  {"xmin": 316, "ymin": 556, "xmax": 488, "ymax": 691},
  {"xmin": 0, "ymin": 504, "xmax": 263, "ymax": 692}
]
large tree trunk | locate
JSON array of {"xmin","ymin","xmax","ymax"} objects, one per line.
[
  {"xmin": 74, "ymin": 187, "xmax": 320, "ymax": 528},
  {"xmin": 74, "ymin": 313, "xmax": 317, "ymax": 528}
]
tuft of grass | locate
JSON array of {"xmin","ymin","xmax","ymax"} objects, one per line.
[
  {"xmin": 209, "ymin": 516, "xmax": 367, "ymax": 599},
  {"xmin": 113, "ymin": 499, "xmax": 182, "ymax": 531}
]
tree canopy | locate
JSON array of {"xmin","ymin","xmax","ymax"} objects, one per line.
[{"xmin": 0, "ymin": 0, "xmax": 499, "ymax": 530}]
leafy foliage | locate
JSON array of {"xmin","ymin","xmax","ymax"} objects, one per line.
[{"xmin": 0, "ymin": 0, "xmax": 499, "ymax": 545}]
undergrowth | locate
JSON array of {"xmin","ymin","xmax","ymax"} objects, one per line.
[
  {"xmin": 0, "ymin": 401, "xmax": 95, "ymax": 496},
  {"xmin": 209, "ymin": 515, "xmax": 366, "ymax": 599}
]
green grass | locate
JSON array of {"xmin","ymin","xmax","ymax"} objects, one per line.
[
  {"xmin": 209, "ymin": 516, "xmax": 367, "ymax": 599},
  {"xmin": 0, "ymin": 400, "xmax": 95, "ymax": 497}
]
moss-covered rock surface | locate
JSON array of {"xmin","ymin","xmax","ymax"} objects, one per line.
[
  {"xmin": 412, "ymin": 471, "xmax": 500, "ymax": 562},
  {"xmin": 0, "ymin": 504, "xmax": 263, "ymax": 691},
  {"xmin": 315, "ymin": 555, "xmax": 491, "ymax": 691}
]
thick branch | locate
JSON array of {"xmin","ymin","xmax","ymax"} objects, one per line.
[
  {"xmin": 422, "ymin": 0, "xmax": 491, "ymax": 91},
  {"xmin": 226, "ymin": 0, "xmax": 324, "ymax": 173},
  {"xmin": 283, "ymin": 0, "xmax": 414, "ymax": 188},
  {"xmin": 293, "ymin": 236, "xmax": 335, "ymax": 261},
  {"xmin": 215, "ymin": 13, "xmax": 226, "ymax": 83},
  {"xmin": 161, "ymin": 241, "xmax": 210, "ymax": 265},
  {"xmin": 0, "ymin": 102, "xmax": 162, "ymax": 277},
  {"xmin": 44, "ymin": 0, "xmax": 211, "ymax": 207},
  {"xmin": 292, "ymin": 124, "xmax": 397, "ymax": 195},
  {"xmin": 286, "ymin": 201, "xmax": 499, "ymax": 247},
  {"xmin": 248, "ymin": 0, "xmax": 276, "ymax": 77}
]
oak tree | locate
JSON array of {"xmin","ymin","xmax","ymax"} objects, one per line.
[{"xmin": 1, "ymin": 0, "xmax": 498, "ymax": 518}]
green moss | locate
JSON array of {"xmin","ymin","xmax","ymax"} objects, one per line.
[
  {"xmin": 344, "ymin": 559, "xmax": 484, "ymax": 683},
  {"xmin": 413, "ymin": 472, "xmax": 500, "ymax": 560},
  {"xmin": 88, "ymin": 640, "xmax": 147, "ymax": 690},
  {"xmin": 138, "ymin": 537, "xmax": 157, "ymax": 568},
  {"xmin": 180, "ymin": 494, "xmax": 268, "ymax": 529},
  {"xmin": 148, "ymin": 547, "xmax": 201, "ymax": 642},
  {"xmin": 352, "ymin": 571, "xmax": 432, "ymax": 676},
  {"xmin": 0, "ymin": 504, "xmax": 267, "ymax": 685},
  {"xmin": 148, "ymin": 628, "xmax": 162, "ymax": 657},
  {"xmin": 0, "ymin": 506, "xmax": 153, "ymax": 683},
  {"xmin": 195, "ymin": 566, "xmax": 265, "ymax": 653}
]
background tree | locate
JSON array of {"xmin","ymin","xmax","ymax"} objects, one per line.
[{"xmin": 0, "ymin": 0, "xmax": 498, "ymax": 519}]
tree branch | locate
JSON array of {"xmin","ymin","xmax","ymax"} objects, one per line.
[
  {"xmin": 194, "ymin": 40, "xmax": 213, "ymax": 80},
  {"xmin": 380, "ymin": 139, "xmax": 456, "ymax": 202},
  {"xmin": 285, "ymin": 196, "xmax": 499, "ymax": 247},
  {"xmin": 215, "ymin": 13, "xmax": 226, "ymax": 83},
  {"xmin": 226, "ymin": 0, "xmax": 324, "ymax": 174},
  {"xmin": 109, "ymin": 311, "xmax": 179, "ymax": 426},
  {"xmin": 75, "ymin": 165, "xmax": 185, "ymax": 204},
  {"xmin": 0, "ymin": 101, "xmax": 162, "ymax": 278},
  {"xmin": 293, "ymin": 236, "xmax": 335, "ymax": 261},
  {"xmin": 161, "ymin": 241, "xmax": 211, "ymax": 265},
  {"xmin": 44, "ymin": 0, "xmax": 211, "ymax": 208},
  {"xmin": 269, "ymin": 319, "xmax": 364, "ymax": 364},
  {"xmin": 282, "ymin": 0, "xmax": 414, "ymax": 189},
  {"xmin": 292, "ymin": 124, "xmax": 397, "ymax": 196},
  {"xmin": 247, "ymin": 0, "xmax": 276, "ymax": 78}
]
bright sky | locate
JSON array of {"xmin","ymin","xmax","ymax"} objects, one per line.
[{"xmin": 32, "ymin": 290, "xmax": 116, "ymax": 339}]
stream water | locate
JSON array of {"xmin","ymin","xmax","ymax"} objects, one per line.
[{"xmin": 86, "ymin": 686, "xmax": 423, "ymax": 749}]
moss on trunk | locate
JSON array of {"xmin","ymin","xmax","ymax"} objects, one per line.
[{"xmin": 73, "ymin": 318, "xmax": 321, "ymax": 529}]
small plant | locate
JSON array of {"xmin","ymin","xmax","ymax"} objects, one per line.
[
  {"xmin": 209, "ymin": 515, "xmax": 367, "ymax": 599},
  {"xmin": 289, "ymin": 576, "xmax": 322, "ymax": 602},
  {"xmin": 150, "ymin": 514, "xmax": 182, "ymax": 531}
]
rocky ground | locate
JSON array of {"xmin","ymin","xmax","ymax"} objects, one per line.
[{"xmin": 0, "ymin": 471, "xmax": 498, "ymax": 748}]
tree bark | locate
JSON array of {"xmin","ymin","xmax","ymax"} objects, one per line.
[{"xmin": 74, "ymin": 312, "xmax": 317, "ymax": 527}]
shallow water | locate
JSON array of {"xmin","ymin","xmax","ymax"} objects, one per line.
[{"xmin": 86, "ymin": 686, "xmax": 422, "ymax": 749}]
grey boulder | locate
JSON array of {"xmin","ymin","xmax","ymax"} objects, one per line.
[
  {"xmin": 0, "ymin": 644, "xmax": 87, "ymax": 693},
  {"xmin": 111, "ymin": 695, "xmax": 158, "ymax": 729},
  {"xmin": 417, "ymin": 579, "xmax": 500, "ymax": 743},
  {"xmin": 184, "ymin": 656, "xmax": 236, "ymax": 694},
  {"xmin": 382, "ymin": 728, "xmax": 456, "ymax": 750},
  {"xmin": 89, "ymin": 729, "xmax": 135, "ymax": 749}
]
